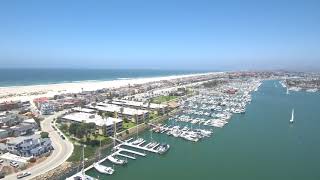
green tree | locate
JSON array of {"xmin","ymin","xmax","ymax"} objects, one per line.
[
  {"xmin": 101, "ymin": 125, "xmax": 107, "ymax": 136},
  {"xmin": 76, "ymin": 124, "xmax": 86, "ymax": 138},
  {"xmin": 69, "ymin": 123, "xmax": 80, "ymax": 136},
  {"xmin": 60, "ymin": 124, "xmax": 68, "ymax": 132},
  {"xmin": 40, "ymin": 132, "xmax": 49, "ymax": 138},
  {"xmin": 87, "ymin": 122, "xmax": 96, "ymax": 135}
]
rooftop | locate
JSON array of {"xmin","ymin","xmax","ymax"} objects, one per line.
[
  {"xmin": 111, "ymin": 99, "xmax": 167, "ymax": 109},
  {"xmin": 94, "ymin": 102, "xmax": 148, "ymax": 116},
  {"xmin": 62, "ymin": 112, "xmax": 122, "ymax": 127}
]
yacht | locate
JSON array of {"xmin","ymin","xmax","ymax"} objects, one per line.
[
  {"xmin": 107, "ymin": 156, "xmax": 128, "ymax": 165},
  {"xmin": 156, "ymin": 144, "xmax": 170, "ymax": 154},
  {"xmin": 131, "ymin": 138, "xmax": 144, "ymax": 145}
]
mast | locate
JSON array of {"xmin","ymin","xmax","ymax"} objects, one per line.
[
  {"xmin": 81, "ymin": 145, "xmax": 85, "ymax": 176},
  {"xmin": 113, "ymin": 121, "xmax": 116, "ymax": 148},
  {"xmin": 292, "ymin": 109, "xmax": 294, "ymax": 120}
]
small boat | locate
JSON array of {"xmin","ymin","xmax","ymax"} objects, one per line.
[
  {"xmin": 156, "ymin": 144, "xmax": 170, "ymax": 154},
  {"xmin": 93, "ymin": 163, "xmax": 114, "ymax": 175}
]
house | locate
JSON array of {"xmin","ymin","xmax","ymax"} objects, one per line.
[
  {"xmin": 23, "ymin": 118, "xmax": 39, "ymax": 130},
  {"xmin": 0, "ymin": 101, "xmax": 23, "ymax": 111},
  {"xmin": 10, "ymin": 123, "xmax": 35, "ymax": 137},
  {"xmin": 0, "ymin": 112, "xmax": 24, "ymax": 127},
  {"xmin": 33, "ymin": 97, "xmax": 49, "ymax": 108},
  {"xmin": 6, "ymin": 134, "xmax": 52, "ymax": 157},
  {"xmin": 61, "ymin": 112, "xmax": 123, "ymax": 136},
  {"xmin": 40, "ymin": 103, "xmax": 54, "ymax": 115}
]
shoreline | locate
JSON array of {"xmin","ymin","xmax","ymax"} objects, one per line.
[{"xmin": 0, "ymin": 72, "xmax": 217, "ymax": 103}]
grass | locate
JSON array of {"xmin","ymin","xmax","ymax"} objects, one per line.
[
  {"xmin": 151, "ymin": 95, "xmax": 178, "ymax": 103},
  {"xmin": 67, "ymin": 145, "xmax": 97, "ymax": 162},
  {"xmin": 123, "ymin": 121, "xmax": 136, "ymax": 129}
]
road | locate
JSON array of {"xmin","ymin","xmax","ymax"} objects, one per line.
[{"xmin": 6, "ymin": 111, "xmax": 74, "ymax": 180}]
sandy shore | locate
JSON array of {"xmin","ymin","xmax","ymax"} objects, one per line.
[{"xmin": 0, "ymin": 72, "xmax": 215, "ymax": 103}]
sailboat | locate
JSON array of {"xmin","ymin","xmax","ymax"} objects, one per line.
[
  {"xmin": 286, "ymin": 88, "xmax": 289, "ymax": 95},
  {"xmin": 289, "ymin": 109, "xmax": 294, "ymax": 123}
]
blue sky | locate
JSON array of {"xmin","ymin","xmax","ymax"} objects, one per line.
[{"xmin": 0, "ymin": 0, "xmax": 319, "ymax": 70}]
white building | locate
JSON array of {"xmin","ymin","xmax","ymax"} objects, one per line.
[
  {"xmin": 89, "ymin": 102, "xmax": 149, "ymax": 123},
  {"xmin": 61, "ymin": 112, "xmax": 123, "ymax": 136},
  {"xmin": 111, "ymin": 99, "xmax": 168, "ymax": 114}
]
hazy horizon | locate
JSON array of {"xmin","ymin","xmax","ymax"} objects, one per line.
[{"xmin": 1, "ymin": 0, "xmax": 319, "ymax": 71}]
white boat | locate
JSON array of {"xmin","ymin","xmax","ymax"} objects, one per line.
[
  {"xmin": 156, "ymin": 144, "xmax": 170, "ymax": 154},
  {"xmin": 290, "ymin": 109, "xmax": 294, "ymax": 123},
  {"xmin": 108, "ymin": 156, "xmax": 127, "ymax": 165},
  {"xmin": 93, "ymin": 163, "xmax": 114, "ymax": 175},
  {"xmin": 131, "ymin": 138, "xmax": 144, "ymax": 145}
]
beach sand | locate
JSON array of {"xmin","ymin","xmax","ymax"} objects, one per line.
[{"xmin": 0, "ymin": 72, "xmax": 215, "ymax": 103}]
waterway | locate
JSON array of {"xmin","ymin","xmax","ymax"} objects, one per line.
[{"xmin": 83, "ymin": 80, "xmax": 320, "ymax": 180}]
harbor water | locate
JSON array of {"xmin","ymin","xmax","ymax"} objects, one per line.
[{"xmin": 83, "ymin": 80, "xmax": 320, "ymax": 180}]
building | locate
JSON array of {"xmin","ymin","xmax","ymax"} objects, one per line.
[
  {"xmin": 40, "ymin": 103, "xmax": 54, "ymax": 115},
  {"xmin": 110, "ymin": 99, "xmax": 168, "ymax": 115},
  {"xmin": 6, "ymin": 134, "xmax": 52, "ymax": 157},
  {"xmin": 10, "ymin": 123, "xmax": 36, "ymax": 137},
  {"xmin": 0, "ymin": 112, "xmax": 24, "ymax": 127},
  {"xmin": 0, "ymin": 101, "xmax": 23, "ymax": 111},
  {"xmin": 0, "ymin": 152, "xmax": 30, "ymax": 167},
  {"xmin": 89, "ymin": 102, "xmax": 149, "ymax": 123},
  {"xmin": 33, "ymin": 97, "xmax": 49, "ymax": 108},
  {"xmin": 61, "ymin": 112, "xmax": 123, "ymax": 136},
  {"xmin": 72, "ymin": 107, "xmax": 96, "ymax": 114}
]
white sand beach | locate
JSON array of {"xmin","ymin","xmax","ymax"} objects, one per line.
[{"xmin": 0, "ymin": 72, "xmax": 215, "ymax": 103}]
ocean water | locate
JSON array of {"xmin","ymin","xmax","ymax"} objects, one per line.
[
  {"xmin": 0, "ymin": 69, "xmax": 207, "ymax": 87},
  {"xmin": 75, "ymin": 80, "xmax": 320, "ymax": 180}
]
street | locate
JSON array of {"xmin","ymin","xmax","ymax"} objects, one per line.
[{"xmin": 5, "ymin": 111, "xmax": 74, "ymax": 180}]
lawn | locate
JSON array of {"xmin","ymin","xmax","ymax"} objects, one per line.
[
  {"xmin": 123, "ymin": 121, "xmax": 136, "ymax": 129},
  {"xmin": 151, "ymin": 95, "xmax": 178, "ymax": 104},
  {"xmin": 67, "ymin": 145, "xmax": 97, "ymax": 162}
]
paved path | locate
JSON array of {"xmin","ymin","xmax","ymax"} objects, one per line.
[{"xmin": 6, "ymin": 111, "xmax": 74, "ymax": 180}]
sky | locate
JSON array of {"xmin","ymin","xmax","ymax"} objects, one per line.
[{"xmin": 0, "ymin": 0, "xmax": 319, "ymax": 71}]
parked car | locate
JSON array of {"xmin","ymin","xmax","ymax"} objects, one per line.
[
  {"xmin": 10, "ymin": 161, "xmax": 19, "ymax": 168},
  {"xmin": 0, "ymin": 159, "xmax": 3, "ymax": 164},
  {"xmin": 60, "ymin": 135, "xmax": 66, "ymax": 140},
  {"xmin": 17, "ymin": 172, "xmax": 31, "ymax": 179}
]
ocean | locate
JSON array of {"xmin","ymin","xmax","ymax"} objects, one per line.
[
  {"xmin": 0, "ymin": 69, "xmax": 207, "ymax": 87},
  {"xmin": 66, "ymin": 80, "xmax": 320, "ymax": 180}
]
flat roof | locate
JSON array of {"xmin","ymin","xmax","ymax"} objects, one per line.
[
  {"xmin": 94, "ymin": 103, "xmax": 148, "ymax": 116},
  {"xmin": 72, "ymin": 107, "xmax": 96, "ymax": 113},
  {"xmin": 111, "ymin": 99, "xmax": 167, "ymax": 109},
  {"xmin": 0, "ymin": 152, "xmax": 30, "ymax": 163},
  {"xmin": 23, "ymin": 118, "xmax": 36, "ymax": 124},
  {"xmin": 62, "ymin": 112, "xmax": 122, "ymax": 127}
]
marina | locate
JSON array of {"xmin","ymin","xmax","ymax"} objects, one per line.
[{"xmin": 67, "ymin": 80, "xmax": 320, "ymax": 180}]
